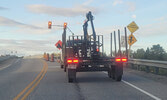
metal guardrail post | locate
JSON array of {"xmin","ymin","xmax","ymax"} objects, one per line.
[
  {"xmin": 131, "ymin": 64, "xmax": 134, "ymax": 69},
  {"xmin": 137, "ymin": 65, "xmax": 140, "ymax": 71},
  {"xmin": 155, "ymin": 67, "xmax": 159, "ymax": 74},
  {"xmin": 146, "ymin": 66, "xmax": 150, "ymax": 73}
]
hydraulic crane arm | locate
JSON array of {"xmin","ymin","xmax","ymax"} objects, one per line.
[
  {"xmin": 83, "ymin": 11, "xmax": 96, "ymax": 41},
  {"xmin": 86, "ymin": 11, "xmax": 96, "ymax": 42},
  {"xmin": 83, "ymin": 11, "xmax": 97, "ymax": 54}
]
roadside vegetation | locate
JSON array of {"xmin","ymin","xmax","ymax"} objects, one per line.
[{"xmin": 131, "ymin": 44, "xmax": 167, "ymax": 61}]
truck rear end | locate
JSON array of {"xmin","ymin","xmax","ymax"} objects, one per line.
[{"xmin": 60, "ymin": 11, "xmax": 128, "ymax": 83}]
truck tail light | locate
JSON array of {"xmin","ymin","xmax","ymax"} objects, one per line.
[
  {"xmin": 122, "ymin": 58, "xmax": 127, "ymax": 62},
  {"xmin": 115, "ymin": 58, "xmax": 121, "ymax": 62},
  {"xmin": 115, "ymin": 58, "xmax": 127, "ymax": 62},
  {"xmin": 67, "ymin": 59, "xmax": 79, "ymax": 64},
  {"xmin": 96, "ymin": 48, "xmax": 99, "ymax": 52},
  {"xmin": 73, "ymin": 59, "xmax": 79, "ymax": 63},
  {"xmin": 67, "ymin": 59, "xmax": 72, "ymax": 63}
]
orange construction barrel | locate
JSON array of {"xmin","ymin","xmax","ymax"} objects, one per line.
[
  {"xmin": 50, "ymin": 53, "xmax": 54, "ymax": 62},
  {"xmin": 46, "ymin": 53, "xmax": 49, "ymax": 61}
]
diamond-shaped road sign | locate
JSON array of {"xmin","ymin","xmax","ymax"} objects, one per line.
[
  {"xmin": 55, "ymin": 40, "xmax": 62, "ymax": 50},
  {"xmin": 128, "ymin": 34, "xmax": 137, "ymax": 46},
  {"xmin": 127, "ymin": 21, "xmax": 139, "ymax": 33}
]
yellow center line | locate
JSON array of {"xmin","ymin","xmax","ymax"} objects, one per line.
[
  {"xmin": 13, "ymin": 60, "xmax": 48, "ymax": 100},
  {"xmin": 21, "ymin": 61, "xmax": 48, "ymax": 100}
]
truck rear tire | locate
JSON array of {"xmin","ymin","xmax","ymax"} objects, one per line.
[
  {"xmin": 115, "ymin": 75, "xmax": 122, "ymax": 81},
  {"xmin": 67, "ymin": 69, "xmax": 76, "ymax": 83},
  {"xmin": 114, "ymin": 63, "xmax": 123, "ymax": 81},
  {"xmin": 61, "ymin": 65, "xmax": 63, "ymax": 69},
  {"xmin": 64, "ymin": 66, "xmax": 66, "ymax": 72},
  {"xmin": 108, "ymin": 69, "xmax": 111, "ymax": 78},
  {"xmin": 68, "ymin": 78, "xmax": 74, "ymax": 83},
  {"xmin": 108, "ymin": 65, "xmax": 115, "ymax": 79}
]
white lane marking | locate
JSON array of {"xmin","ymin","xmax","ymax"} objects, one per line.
[
  {"xmin": 0, "ymin": 64, "xmax": 12, "ymax": 71},
  {"xmin": 0, "ymin": 59, "xmax": 20, "ymax": 71},
  {"xmin": 48, "ymin": 66, "xmax": 60, "ymax": 68},
  {"xmin": 122, "ymin": 80, "xmax": 161, "ymax": 100},
  {"xmin": 103, "ymin": 72, "xmax": 161, "ymax": 100},
  {"xmin": 14, "ymin": 59, "xmax": 20, "ymax": 63}
]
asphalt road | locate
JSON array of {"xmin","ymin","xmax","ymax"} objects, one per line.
[{"xmin": 0, "ymin": 58, "xmax": 167, "ymax": 100}]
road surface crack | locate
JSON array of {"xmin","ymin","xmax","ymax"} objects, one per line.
[{"xmin": 74, "ymin": 82, "xmax": 85, "ymax": 100}]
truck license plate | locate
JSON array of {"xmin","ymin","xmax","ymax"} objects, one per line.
[{"xmin": 68, "ymin": 64, "xmax": 77, "ymax": 69}]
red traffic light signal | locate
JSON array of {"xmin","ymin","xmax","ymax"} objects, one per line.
[
  {"xmin": 64, "ymin": 22, "xmax": 67, "ymax": 29},
  {"xmin": 48, "ymin": 21, "xmax": 52, "ymax": 29}
]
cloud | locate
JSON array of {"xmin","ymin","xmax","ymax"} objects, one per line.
[
  {"xmin": 83, "ymin": 0, "xmax": 94, "ymax": 6},
  {"xmin": 154, "ymin": 16, "xmax": 167, "ymax": 21},
  {"xmin": 112, "ymin": 1, "xmax": 136, "ymax": 14},
  {"xmin": 0, "ymin": 39, "xmax": 59, "ymax": 56},
  {"xmin": 126, "ymin": 2, "xmax": 136, "ymax": 12},
  {"xmin": 113, "ymin": 0, "xmax": 123, "ymax": 6},
  {"xmin": 131, "ymin": 14, "xmax": 136, "ymax": 19},
  {"xmin": 138, "ymin": 20, "xmax": 167, "ymax": 37},
  {"xmin": 26, "ymin": 4, "xmax": 100, "ymax": 17},
  {"xmin": 0, "ymin": 16, "xmax": 54, "ymax": 34},
  {"xmin": 133, "ymin": 16, "xmax": 167, "ymax": 38},
  {"xmin": 0, "ymin": 16, "xmax": 42, "ymax": 29},
  {"xmin": 0, "ymin": 7, "xmax": 8, "ymax": 10}
]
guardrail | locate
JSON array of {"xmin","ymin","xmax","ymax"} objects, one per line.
[
  {"xmin": 0, "ymin": 56, "xmax": 15, "ymax": 63},
  {"xmin": 127, "ymin": 59, "xmax": 167, "ymax": 75}
]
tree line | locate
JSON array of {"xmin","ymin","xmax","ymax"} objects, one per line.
[{"xmin": 131, "ymin": 44, "xmax": 167, "ymax": 61}]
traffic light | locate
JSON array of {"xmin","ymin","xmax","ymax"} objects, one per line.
[
  {"xmin": 48, "ymin": 21, "xmax": 52, "ymax": 29},
  {"xmin": 64, "ymin": 22, "xmax": 67, "ymax": 29}
]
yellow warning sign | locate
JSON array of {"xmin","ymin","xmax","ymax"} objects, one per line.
[
  {"xmin": 127, "ymin": 21, "xmax": 139, "ymax": 33},
  {"xmin": 128, "ymin": 34, "xmax": 137, "ymax": 46}
]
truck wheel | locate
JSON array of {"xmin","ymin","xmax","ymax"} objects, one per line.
[
  {"xmin": 61, "ymin": 65, "xmax": 64, "ymax": 69},
  {"xmin": 108, "ymin": 65, "xmax": 115, "ymax": 79},
  {"xmin": 64, "ymin": 66, "xmax": 66, "ymax": 72},
  {"xmin": 115, "ymin": 75, "xmax": 122, "ymax": 81},
  {"xmin": 106, "ymin": 65, "xmax": 112, "ymax": 78},
  {"xmin": 108, "ymin": 69, "xmax": 111, "ymax": 78},
  {"xmin": 67, "ymin": 69, "xmax": 76, "ymax": 83},
  {"xmin": 114, "ymin": 64, "xmax": 123, "ymax": 81},
  {"xmin": 68, "ymin": 78, "xmax": 74, "ymax": 83}
]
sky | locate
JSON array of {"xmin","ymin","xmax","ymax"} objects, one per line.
[{"xmin": 0, "ymin": 0, "xmax": 167, "ymax": 56}]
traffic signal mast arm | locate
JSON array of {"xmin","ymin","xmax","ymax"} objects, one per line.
[
  {"xmin": 48, "ymin": 21, "xmax": 74, "ymax": 35},
  {"xmin": 48, "ymin": 21, "xmax": 64, "ymax": 29}
]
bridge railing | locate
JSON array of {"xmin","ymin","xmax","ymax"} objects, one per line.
[{"xmin": 127, "ymin": 59, "xmax": 167, "ymax": 75}]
